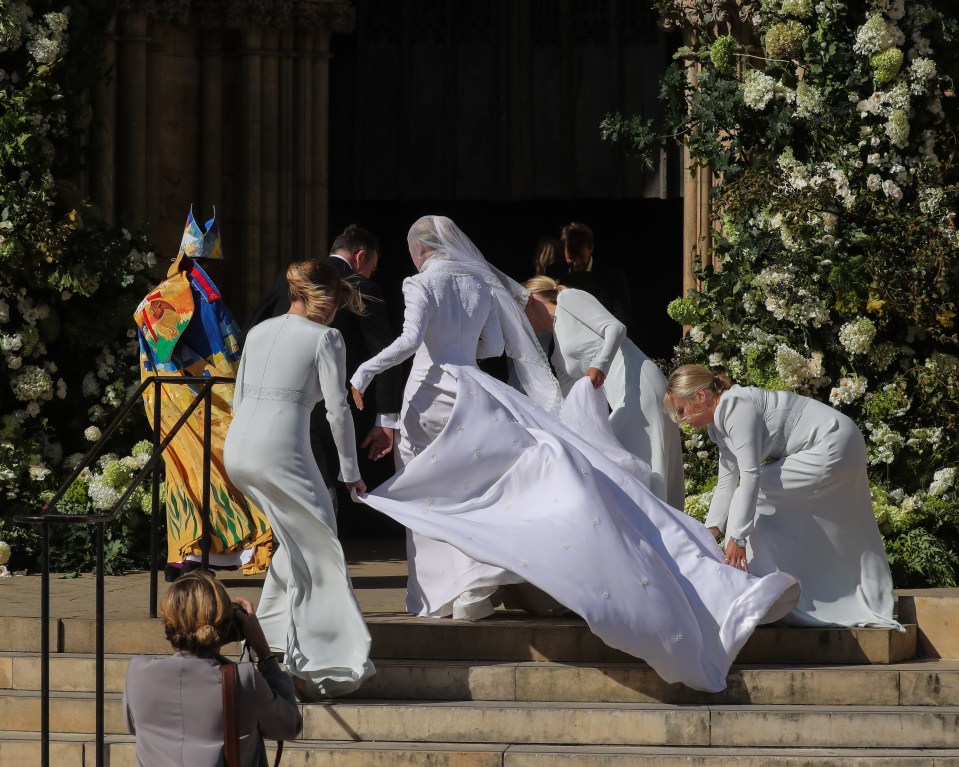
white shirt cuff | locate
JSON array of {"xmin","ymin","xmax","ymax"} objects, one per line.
[{"xmin": 375, "ymin": 412, "xmax": 400, "ymax": 430}]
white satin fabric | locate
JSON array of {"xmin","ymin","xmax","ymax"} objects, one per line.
[
  {"xmin": 706, "ymin": 385, "xmax": 900, "ymax": 629},
  {"xmin": 358, "ymin": 368, "xmax": 800, "ymax": 692},
  {"xmin": 550, "ymin": 288, "xmax": 685, "ymax": 509}
]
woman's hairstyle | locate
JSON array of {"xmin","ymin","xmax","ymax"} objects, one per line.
[
  {"xmin": 560, "ymin": 221, "xmax": 594, "ymax": 255},
  {"xmin": 663, "ymin": 364, "xmax": 734, "ymax": 423},
  {"xmin": 524, "ymin": 275, "xmax": 565, "ymax": 303},
  {"xmin": 160, "ymin": 571, "xmax": 234, "ymax": 655},
  {"xmin": 533, "ymin": 236, "xmax": 562, "ymax": 275},
  {"xmin": 287, "ymin": 259, "xmax": 364, "ymax": 321}
]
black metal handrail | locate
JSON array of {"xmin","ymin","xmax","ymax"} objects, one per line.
[{"xmin": 14, "ymin": 374, "xmax": 234, "ymax": 767}]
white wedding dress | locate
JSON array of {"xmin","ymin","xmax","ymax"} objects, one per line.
[
  {"xmin": 705, "ymin": 385, "xmax": 900, "ymax": 629},
  {"xmin": 224, "ymin": 315, "xmax": 375, "ymax": 696},
  {"xmin": 351, "ymin": 220, "xmax": 800, "ymax": 692},
  {"xmin": 550, "ymin": 288, "xmax": 685, "ymax": 509}
]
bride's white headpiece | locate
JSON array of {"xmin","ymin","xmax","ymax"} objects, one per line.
[{"xmin": 407, "ymin": 215, "xmax": 563, "ymax": 416}]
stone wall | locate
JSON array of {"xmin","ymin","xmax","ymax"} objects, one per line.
[{"xmin": 86, "ymin": 0, "xmax": 355, "ymax": 317}]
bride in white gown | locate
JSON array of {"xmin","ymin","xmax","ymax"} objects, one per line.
[{"xmin": 350, "ymin": 216, "xmax": 800, "ymax": 692}]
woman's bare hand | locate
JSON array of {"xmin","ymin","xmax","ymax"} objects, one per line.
[
  {"xmin": 724, "ymin": 538, "xmax": 748, "ymax": 572},
  {"xmin": 232, "ymin": 597, "xmax": 272, "ymax": 661},
  {"xmin": 585, "ymin": 367, "xmax": 606, "ymax": 389},
  {"xmin": 351, "ymin": 385, "xmax": 365, "ymax": 410},
  {"xmin": 346, "ymin": 479, "xmax": 367, "ymax": 498}
]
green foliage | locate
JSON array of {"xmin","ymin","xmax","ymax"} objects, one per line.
[
  {"xmin": 609, "ymin": 0, "xmax": 959, "ymax": 587},
  {"xmin": 0, "ymin": 1, "xmax": 160, "ymax": 573},
  {"xmin": 599, "ymin": 113, "xmax": 659, "ymax": 171}
]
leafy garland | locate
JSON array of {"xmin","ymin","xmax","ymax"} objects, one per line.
[
  {"xmin": 0, "ymin": 1, "xmax": 159, "ymax": 573},
  {"xmin": 606, "ymin": 0, "xmax": 959, "ymax": 587}
]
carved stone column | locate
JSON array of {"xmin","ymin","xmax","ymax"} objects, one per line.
[
  {"xmin": 674, "ymin": 0, "xmax": 757, "ymax": 299},
  {"xmin": 200, "ymin": 29, "xmax": 224, "ymax": 221},
  {"xmin": 116, "ymin": 9, "xmax": 150, "ymax": 228},
  {"xmin": 88, "ymin": 0, "xmax": 355, "ymax": 318},
  {"xmin": 90, "ymin": 16, "xmax": 117, "ymax": 221},
  {"xmin": 240, "ymin": 24, "xmax": 264, "ymax": 314}
]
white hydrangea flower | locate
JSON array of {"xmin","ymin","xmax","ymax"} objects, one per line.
[
  {"xmin": 929, "ymin": 468, "xmax": 956, "ymax": 497},
  {"xmin": 909, "ymin": 56, "xmax": 937, "ymax": 94},
  {"xmin": 885, "ymin": 110, "xmax": 910, "ymax": 149},
  {"xmin": 774, "ymin": 345, "xmax": 808, "ymax": 389},
  {"xmin": 11, "ymin": 365, "xmax": 54, "ymax": 401},
  {"xmin": 743, "ymin": 70, "xmax": 779, "ymax": 110},
  {"xmin": 866, "ymin": 421, "xmax": 904, "ymax": 465},
  {"xmin": 854, "ymin": 14, "xmax": 895, "ymax": 55},
  {"xmin": 907, "ymin": 427, "xmax": 943, "ymax": 449},
  {"xmin": 84, "ymin": 426, "xmax": 102, "ymax": 442},
  {"xmin": 794, "ymin": 82, "xmax": 824, "ymax": 119},
  {"xmin": 1, "ymin": 333, "xmax": 22, "ymax": 352},
  {"xmin": 839, "ymin": 317, "xmax": 877, "ymax": 355},
  {"xmin": 87, "ymin": 476, "xmax": 120, "ymax": 511}
]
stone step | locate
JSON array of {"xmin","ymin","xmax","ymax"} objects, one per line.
[
  {"xmin": 6, "ymin": 735, "xmax": 959, "ymax": 767},
  {"xmin": 300, "ymin": 700, "xmax": 959, "ymax": 749},
  {"xmin": 0, "ymin": 615, "xmax": 918, "ymax": 665},
  {"xmin": 3, "ymin": 653, "xmax": 958, "ymax": 706},
  {"xmin": 4, "ymin": 690, "xmax": 959, "ymax": 749}
]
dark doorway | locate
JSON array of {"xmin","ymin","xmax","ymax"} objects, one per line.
[{"xmin": 328, "ymin": 1, "xmax": 684, "ymax": 537}]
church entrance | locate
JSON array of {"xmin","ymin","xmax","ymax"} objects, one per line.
[{"xmin": 327, "ymin": 0, "xmax": 684, "ymax": 537}]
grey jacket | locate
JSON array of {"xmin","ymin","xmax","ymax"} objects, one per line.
[{"xmin": 123, "ymin": 652, "xmax": 302, "ymax": 767}]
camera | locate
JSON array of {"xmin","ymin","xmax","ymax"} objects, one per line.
[{"xmin": 222, "ymin": 601, "xmax": 248, "ymax": 644}]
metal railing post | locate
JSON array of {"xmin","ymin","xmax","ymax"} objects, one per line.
[
  {"xmin": 150, "ymin": 378, "xmax": 162, "ymax": 618},
  {"xmin": 12, "ymin": 375, "xmax": 232, "ymax": 764},
  {"xmin": 95, "ymin": 522, "xmax": 105, "ymax": 767},
  {"xmin": 201, "ymin": 382, "xmax": 213, "ymax": 570},
  {"xmin": 40, "ymin": 520, "xmax": 49, "ymax": 767}
]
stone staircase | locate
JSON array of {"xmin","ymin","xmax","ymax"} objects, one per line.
[
  {"xmin": 2, "ymin": 545, "xmax": 958, "ymax": 767},
  {"xmin": 3, "ymin": 608, "xmax": 959, "ymax": 766}
]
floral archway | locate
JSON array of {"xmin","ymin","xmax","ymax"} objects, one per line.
[{"xmin": 606, "ymin": 0, "xmax": 959, "ymax": 586}]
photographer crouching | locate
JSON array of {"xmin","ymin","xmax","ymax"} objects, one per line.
[{"xmin": 123, "ymin": 571, "xmax": 302, "ymax": 766}]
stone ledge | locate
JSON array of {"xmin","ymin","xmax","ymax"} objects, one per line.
[{"xmin": 896, "ymin": 590, "xmax": 959, "ymax": 660}]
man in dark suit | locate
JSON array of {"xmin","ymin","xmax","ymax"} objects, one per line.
[
  {"xmin": 558, "ymin": 221, "xmax": 633, "ymax": 336},
  {"xmin": 242, "ymin": 225, "xmax": 403, "ymax": 513}
]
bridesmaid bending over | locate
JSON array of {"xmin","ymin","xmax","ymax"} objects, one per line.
[
  {"xmin": 524, "ymin": 276, "xmax": 684, "ymax": 509},
  {"xmin": 664, "ymin": 364, "xmax": 900, "ymax": 629}
]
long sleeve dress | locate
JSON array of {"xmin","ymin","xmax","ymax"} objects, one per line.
[
  {"xmin": 351, "ymin": 259, "xmax": 802, "ymax": 693},
  {"xmin": 704, "ymin": 385, "xmax": 899, "ymax": 628},
  {"xmin": 550, "ymin": 288, "xmax": 685, "ymax": 509},
  {"xmin": 224, "ymin": 315, "xmax": 375, "ymax": 697},
  {"xmin": 352, "ymin": 258, "xmax": 525, "ymax": 620}
]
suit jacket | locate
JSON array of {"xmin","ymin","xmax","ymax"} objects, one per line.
[
  {"xmin": 123, "ymin": 653, "xmax": 302, "ymax": 767},
  {"xmin": 326, "ymin": 257, "xmax": 404, "ymax": 418},
  {"xmin": 559, "ymin": 259, "xmax": 633, "ymax": 337}
]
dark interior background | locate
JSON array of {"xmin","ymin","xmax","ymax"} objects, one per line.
[{"xmin": 327, "ymin": 0, "xmax": 685, "ymax": 536}]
